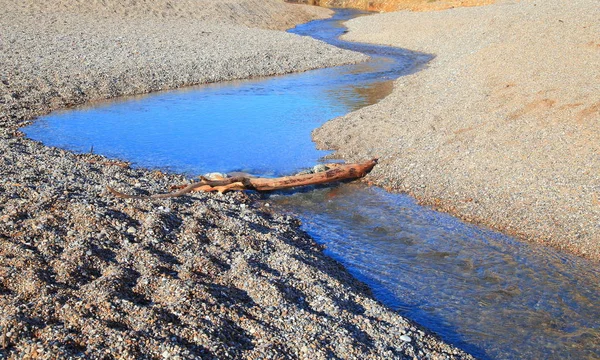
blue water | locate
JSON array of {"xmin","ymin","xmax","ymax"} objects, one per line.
[
  {"xmin": 26, "ymin": 10, "xmax": 422, "ymax": 177},
  {"xmin": 23, "ymin": 9, "xmax": 600, "ymax": 360},
  {"xmin": 269, "ymin": 184, "xmax": 600, "ymax": 359}
]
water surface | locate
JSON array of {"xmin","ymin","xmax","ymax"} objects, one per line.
[
  {"xmin": 25, "ymin": 10, "xmax": 419, "ymax": 177},
  {"xmin": 269, "ymin": 184, "xmax": 600, "ymax": 359},
  {"xmin": 23, "ymin": 9, "xmax": 600, "ymax": 360}
]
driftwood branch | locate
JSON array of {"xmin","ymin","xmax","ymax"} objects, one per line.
[{"xmin": 107, "ymin": 159, "xmax": 377, "ymax": 199}]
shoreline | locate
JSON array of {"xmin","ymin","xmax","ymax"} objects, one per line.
[
  {"xmin": 1, "ymin": 1, "xmax": 368, "ymax": 131},
  {"xmin": 0, "ymin": 1, "xmax": 473, "ymax": 358},
  {"xmin": 313, "ymin": 0, "xmax": 600, "ymax": 261}
]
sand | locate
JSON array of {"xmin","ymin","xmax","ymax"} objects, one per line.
[
  {"xmin": 292, "ymin": 0, "xmax": 495, "ymax": 13},
  {"xmin": 313, "ymin": 0, "xmax": 600, "ymax": 260},
  {"xmin": 0, "ymin": 0, "xmax": 473, "ymax": 358}
]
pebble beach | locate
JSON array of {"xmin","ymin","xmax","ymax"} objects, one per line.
[{"xmin": 0, "ymin": 0, "xmax": 473, "ymax": 358}]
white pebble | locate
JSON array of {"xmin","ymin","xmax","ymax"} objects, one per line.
[{"xmin": 400, "ymin": 335, "xmax": 412, "ymax": 342}]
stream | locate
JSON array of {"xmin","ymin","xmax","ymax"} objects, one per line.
[{"xmin": 23, "ymin": 9, "xmax": 600, "ymax": 360}]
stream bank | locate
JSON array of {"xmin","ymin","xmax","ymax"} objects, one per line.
[
  {"xmin": 313, "ymin": 0, "xmax": 600, "ymax": 261},
  {"xmin": 286, "ymin": 0, "xmax": 494, "ymax": 12},
  {"xmin": 21, "ymin": 8, "xmax": 600, "ymax": 360},
  {"xmin": 0, "ymin": 1, "xmax": 472, "ymax": 358}
]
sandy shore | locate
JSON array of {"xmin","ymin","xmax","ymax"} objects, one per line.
[
  {"xmin": 314, "ymin": 0, "xmax": 600, "ymax": 260},
  {"xmin": 0, "ymin": 0, "xmax": 473, "ymax": 358}
]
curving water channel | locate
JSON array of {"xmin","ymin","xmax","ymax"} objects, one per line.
[{"xmin": 23, "ymin": 9, "xmax": 600, "ymax": 360}]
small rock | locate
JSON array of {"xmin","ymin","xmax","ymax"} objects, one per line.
[
  {"xmin": 296, "ymin": 169, "xmax": 313, "ymax": 175},
  {"xmin": 204, "ymin": 172, "xmax": 227, "ymax": 180},
  {"xmin": 313, "ymin": 164, "xmax": 329, "ymax": 173},
  {"xmin": 126, "ymin": 226, "xmax": 136, "ymax": 234},
  {"xmin": 400, "ymin": 335, "xmax": 412, "ymax": 342}
]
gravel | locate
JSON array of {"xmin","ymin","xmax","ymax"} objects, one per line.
[
  {"xmin": 313, "ymin": 0, "xmax": 600, "ymax": 261},
  {"xmin": 0, "ymin": 0, "xmax": 472, "ymax": 358},
  {"xmin": 0, "ymin": 0, "xmax": 368, "ymax": 128}
]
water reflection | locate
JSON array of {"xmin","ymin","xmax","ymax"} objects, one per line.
[
  {"xmin": 24, "ymin": 53, "xmax": 403, "ymax": 178},
  {"xmin": 267, "ymin": 184, "xmax": 600, "ymax": 359}
]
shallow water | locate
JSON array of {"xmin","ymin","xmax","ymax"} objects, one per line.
[
  {"xmin": 268, "ymin": 184, "xmax": 600, "ymax": 359},
  {"xmin": 25, "ymin": 11, "xmax": 416, "ymax": 178},
  {"xmin": 23, "ymin": 9, "xmax": 600, "ymax": 360}
]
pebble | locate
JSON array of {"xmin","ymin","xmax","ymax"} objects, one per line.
[
  {"xmin": 400, "ymin": 335, "xmax": 412, "ymax": 342},
  {"xmin": 0, "ymin": 1, "xmax": 473, "ymax": 359},
  {"xmin": 312, "ymin": 0, "xmax": 600, "ymax": 261},
  {"xmin": 313, "ymin": 164, "xmax": 329, "ymax": 173}
]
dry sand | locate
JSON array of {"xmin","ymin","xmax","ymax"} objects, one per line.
[
  {"xmin": 0, "ymin": 0, "xmax": 473, "ymax": 358},
  {"xmin": 313, "ymin": 0, "xmax": 600, "ymax": 260},
  {"xmin": 293, "ymin": 0, "xmax": 494, "ymax": 13}
]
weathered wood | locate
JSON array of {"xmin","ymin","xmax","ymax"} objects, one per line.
[
  {"xmin": 107, "ymin": 159, "xmax": 377, "ymax": 199},
  {"xmin": 246, "ymin": 159, "xmax": 377, "ymax": 191}
]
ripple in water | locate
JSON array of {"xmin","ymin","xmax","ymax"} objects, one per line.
[{"xmin": 268, "ymin": 184, "xmax": 600, "ymax": 359}]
